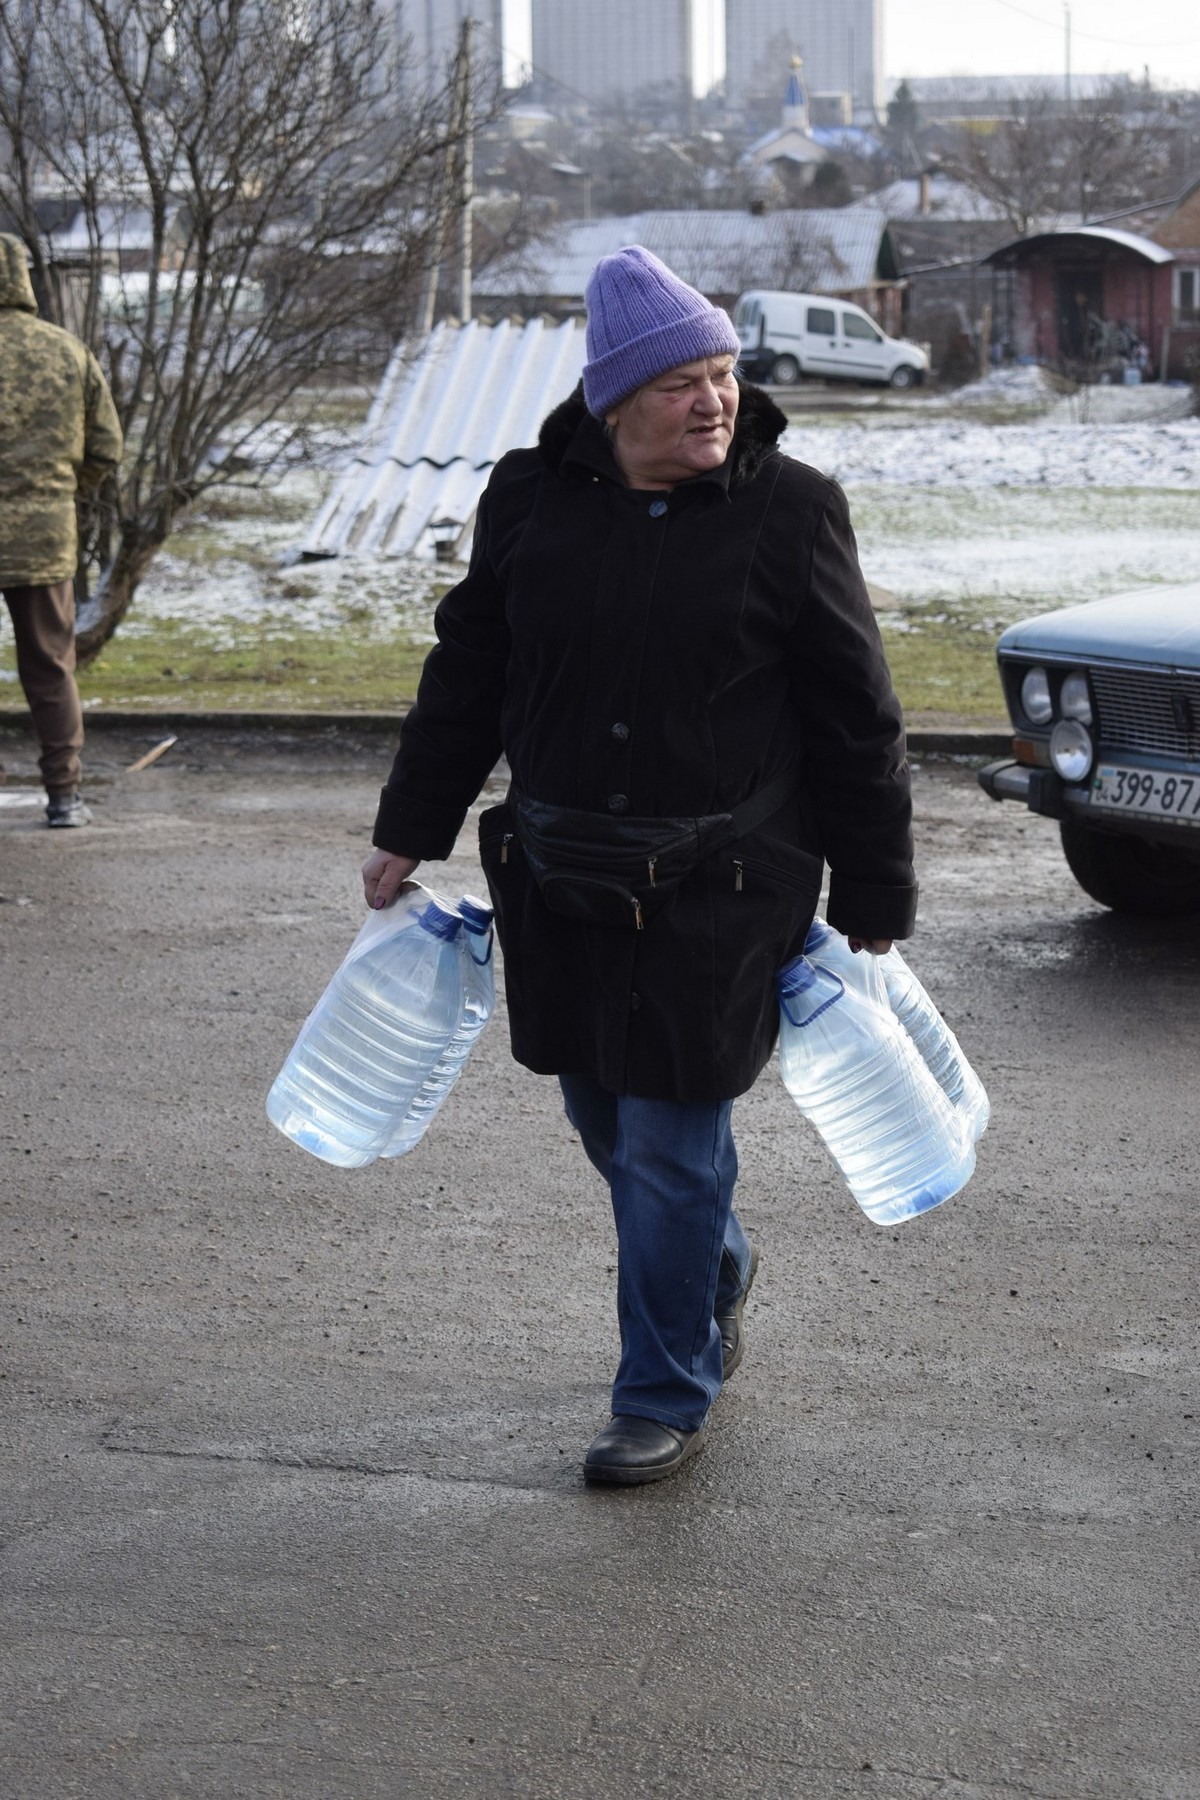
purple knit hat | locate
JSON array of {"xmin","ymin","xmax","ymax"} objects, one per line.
[{"xmin": 582, "ymin": 245, "xmax": 740, "ymax": 418}]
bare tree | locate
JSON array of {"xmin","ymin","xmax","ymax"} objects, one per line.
[
  {"xmin": 943, "ymin": 87, "xmax": 1067, "ymax": 236},
  {"xmin": 1066, "ymin": 80, "xmax": 1174, "ymax": 220},
  {"xmin": 944, "ymin": 78, "xmax": 1177, "ymax": 235},
  {"xmin": 697, "ymin": 215, "xmax": 842, "ymax": 300},
  {"xmin": 0, "ymin": 0, "xmax": 481, "ymax": 659}
]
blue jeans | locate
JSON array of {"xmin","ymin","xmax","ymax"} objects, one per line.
[{"xmin": 559, "ymin": 1074, "xmax": 754, "ymax": 1432}]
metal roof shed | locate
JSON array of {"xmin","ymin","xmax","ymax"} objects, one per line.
[{"xmin": 982, "ymin": 226, "xmax": 1179, "ymax": 378}]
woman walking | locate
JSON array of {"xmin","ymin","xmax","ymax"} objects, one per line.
[{"xmin": 363, "ymin": 246, "xmax": 916, "ymax": 1483}]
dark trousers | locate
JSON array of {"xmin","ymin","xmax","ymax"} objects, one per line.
[
  {"xmin": 2, "ymin": 581, "xmax": 83, "ymax": 796},
  {"xmin": 559, "ymin": 1073, "xmax": 754, "ymax": 1432}
]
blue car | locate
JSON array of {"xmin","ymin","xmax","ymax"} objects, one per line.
[{"xmin": 978, "ymin": 582, "xmax": 1200, "ymax": 916}]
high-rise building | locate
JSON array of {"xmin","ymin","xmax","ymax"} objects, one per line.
[
  {"xmin": 724, "ymin": 0, "xmax": 883, "ymax": 117},
  {"xmin": 531, "ymin": 0, "xmax": 693, "ymax": 112}
]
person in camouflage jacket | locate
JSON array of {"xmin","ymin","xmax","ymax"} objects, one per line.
[{"xmin": 0, "ymin": 232, "xmax": 123, "ymax": 824}]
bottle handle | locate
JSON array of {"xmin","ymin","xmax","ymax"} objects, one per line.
[
  {"xmin": 465, "ymin": 931, "xmax": 494, "ymax": 967},
  {"xmin": 778, "ymin": 969, "xmax": 845, "ymax": 1029}
]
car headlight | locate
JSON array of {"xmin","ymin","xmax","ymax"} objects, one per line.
[
  {"xmin": 1049, "ymin": 719, "xmax": 1093, "ymax": 782},
  {"xmin": 1060, "ymin": 671, "xmax": 1093, "ymax": 725},
  {"xmin": 1020, "ymin": 666, "xmax": 1054, "ymax": 725}
]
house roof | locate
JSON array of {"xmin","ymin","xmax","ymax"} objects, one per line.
[
  {"xmin": 46, "ymin": 204, "xmax": 163, "ymax": 256},
  {"xmin": 745, "ymin": 124, "xmax": 828, "ymax": 167},
  {"xmin": 984, "ymin": 225, "xmax": 1175, "ymax": 266},
  {"xmin": 302, "ymin": 318, "xmax": 587, "ymax": 562},
  {"xmin": 889, "ymin": 217, "xmax": 1015, "ymax": 272},
  {"xmin": 810, "ymin": 126, "xmax": 884, "ymax": 159},
  {"xmin": 473, "ymin": 208, "xmax": 895, "ymax": 303},
  {"xmin": 872, "ymin": 175, "xmax": 1012, "ymax": 224}
]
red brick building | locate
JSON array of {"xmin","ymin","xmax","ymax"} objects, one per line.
[
  {"xmin": 982, "ymin": 177, "xmax": 1200, "ymax": 381},
  {"xmin": 984, "ymin": 227, "xmax": 1174, "ymax": 378}
]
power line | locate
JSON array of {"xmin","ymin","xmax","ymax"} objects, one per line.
[{"xmin": 982, "ymin": 0, "xmax": 1200, "ymax": 53}]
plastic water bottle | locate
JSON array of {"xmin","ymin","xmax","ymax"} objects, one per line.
[
  {"xmin": 777, "ymin": 956, "xmax": 975, "ymax": 1227},
  {"xmin": 879, "ymin": 951, "xmax": 989, "ymax": 1142},
  {"xmin": 378, "ymin": 898, "xmax": 495, "ymax": 1159},
  {"xmin": 804, "ymin": 919, "xmax": 990, "ymax": 1142},
  {"xmin": 266, "ymin": 889, "xmax": 493, "ymax": 1167}
]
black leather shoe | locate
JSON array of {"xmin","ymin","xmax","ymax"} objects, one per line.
[
  {"xmin": 584, "ymin": 1415, "xmax": 706, "ymax": 1485},
  {"xmin": 716, "ymin": 1244, "xmax": 760, "ymax": 1380}
]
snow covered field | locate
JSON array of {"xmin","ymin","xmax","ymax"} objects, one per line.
[
  {"xmin": 4, "ymin": 375, "xmax": 1197, "ymax": 667},
  {"xmin": 793, "ymin": 382, "xmax": 1200, "ymax": 620}
]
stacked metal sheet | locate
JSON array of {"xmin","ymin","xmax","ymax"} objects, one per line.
[{"xmin": 302, "ymin": 318, "xmax": 587, "ymax": 562}]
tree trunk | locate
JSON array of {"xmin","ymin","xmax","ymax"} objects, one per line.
[{"xmin": 75, "ymin": 527, "xmax": 164, "ymax": 665}]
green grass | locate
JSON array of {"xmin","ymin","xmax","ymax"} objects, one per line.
[
  {"xmin": 60, "ymin": 604, "xmax": 1010, "ymax": 724},
  {"xmin": 2, "ymin": 594, "xmax": 1013, "ymax": 723},
  {"xmin": 71, "ymin": 617, "xmax": 432, "ymax": 712},
  {"xmin": 878, "ymin": 609, "xmax": 1008, "ymax": 726}
]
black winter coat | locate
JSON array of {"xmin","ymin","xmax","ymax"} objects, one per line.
[{"xmin": 373, "ymin": 382, "xmax": 916, "ymax": 1102}]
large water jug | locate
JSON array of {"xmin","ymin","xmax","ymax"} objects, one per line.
[
  {"xmin": 266, "ymin": 888, "xmax": 493, "ymax": 1168},
  {"xmin": 777, "ymin": 956, "xmax": 975, "ymax": 1227},
  {"xmin": 805, "ymin": 919, "xmax": 990, "ymax": 1142},
  {"xmin": 378, "ymin": 898, "xmax": 495, "ymax": 1159}
]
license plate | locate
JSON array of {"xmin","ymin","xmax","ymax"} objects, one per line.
[{"xmin": 1090, "ymin": 763, "xmax": 1200, "ymax": 823}]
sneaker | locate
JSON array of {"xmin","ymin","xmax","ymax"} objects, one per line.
[{"xmin": 45, "ymin": 795, "xmax": 93, "ymax": 828}]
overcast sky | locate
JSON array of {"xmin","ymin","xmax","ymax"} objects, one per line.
[{"xmin": 885, "ymin": 0, "xmax": 1200, "ymax": 88}]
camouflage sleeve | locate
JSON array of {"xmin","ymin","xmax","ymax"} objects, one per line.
[{"xmin": 79, "ymin": 348, "xmax": 123, "ymax": 491}]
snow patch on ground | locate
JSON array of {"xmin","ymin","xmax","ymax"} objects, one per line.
[
  {"xmin": 938, "ymin": 365, "xmax": 1059, "ymax": 409},
  {"xmin": 862, "ymin": 524, "xmax": 1200, "ymax": 608},
  {"xmin": 127, "ymin": 469, "xmax": 444, "ymax": 640},
  {"xmin": 84, "ymin": 401, "xmax": 1200, "ymax": 638},
  {"xmin": 1044, "ymin": 384, "xmax": 1196, "ymax": 426},
  {"xmin": 784, "ymin": 417, "xmax": 1200, "ymax": 489}
]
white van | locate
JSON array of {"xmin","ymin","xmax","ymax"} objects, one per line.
[{"xmin": 733, "ymin": 290, "xmax": 929, "ymax": 389}]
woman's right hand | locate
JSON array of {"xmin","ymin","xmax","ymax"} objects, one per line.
[{"xmin": 362, "ymin": 849, "xmax": 421, "ymax": 910}]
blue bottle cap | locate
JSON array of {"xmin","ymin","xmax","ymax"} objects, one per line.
[
  {"xmin": 777, "ymin": 955, "xmax": 817, "ymax": 1000},
  {"xmin": 415, "ymin": 901, "xmax": 462, "ymax": 942},
  {"xmin": 458, "ymin": 896, "xmax": 494, "ymax": 934}
]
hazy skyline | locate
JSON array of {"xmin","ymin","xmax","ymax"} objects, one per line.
[{"xmin": 501, "ymin": 0, "xmax": 1200, "ymax": 95}]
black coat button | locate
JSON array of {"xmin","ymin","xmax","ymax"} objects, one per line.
[
  {"xmin": 611, "ymin": 722, "xmax": 630, "ymax": 742},
  {"xmin": 630, "ymin": 991, "xmax": 642, "ymax": 1011},
  {"xmin": 608, "ymin": 793, "xmax": 629, "ymax": 813},
  {"xmin": 648, "ymin": 499, "xmax": 668, "ymax": 517}
]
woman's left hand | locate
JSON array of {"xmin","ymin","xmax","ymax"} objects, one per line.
[{"xmin": 847, "ymin": 937, "xmax": 893, "ymax": 955}]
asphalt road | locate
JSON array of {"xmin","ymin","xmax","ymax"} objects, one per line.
[{"xmin": 1, "ymin": 724, "xmax": 1196, "ymax": 1800}]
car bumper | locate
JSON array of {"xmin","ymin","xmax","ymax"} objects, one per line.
[
  {"xmin": 978, "ymin": 758, "xmax": 1067, "ymax": 816},
  {"xmin": 978, "ymin": 756, "xmax": 1200, "ymax": 852}
]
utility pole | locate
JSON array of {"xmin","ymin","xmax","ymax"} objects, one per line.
[
  {"xmin": 457, "ymin": 14, "xmax": 474, "ymax": 324},
  {"xmin": 1064, "ymin": 3, "xmax": 1072, "ymax": 111},
  {"xmin": 417, "ymin": 16, "xmax": 474, "ymax": 335},
  {"xmin": 681, "ymin": 0, "xmax": 694, "ymax": 133}
]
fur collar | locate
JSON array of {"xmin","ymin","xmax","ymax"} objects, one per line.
[{"xmin": 537, "ymin": 379, "xmax": 788, "ymax": 491}]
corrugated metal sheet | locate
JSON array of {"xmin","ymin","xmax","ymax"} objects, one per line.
[
  {"xmin": 473, "ymin": 208, "xmax": 890, "ymax": 302},
  {"xmin": 302, "ymin": 317, "xmax": 587, "ymax": 561}
]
